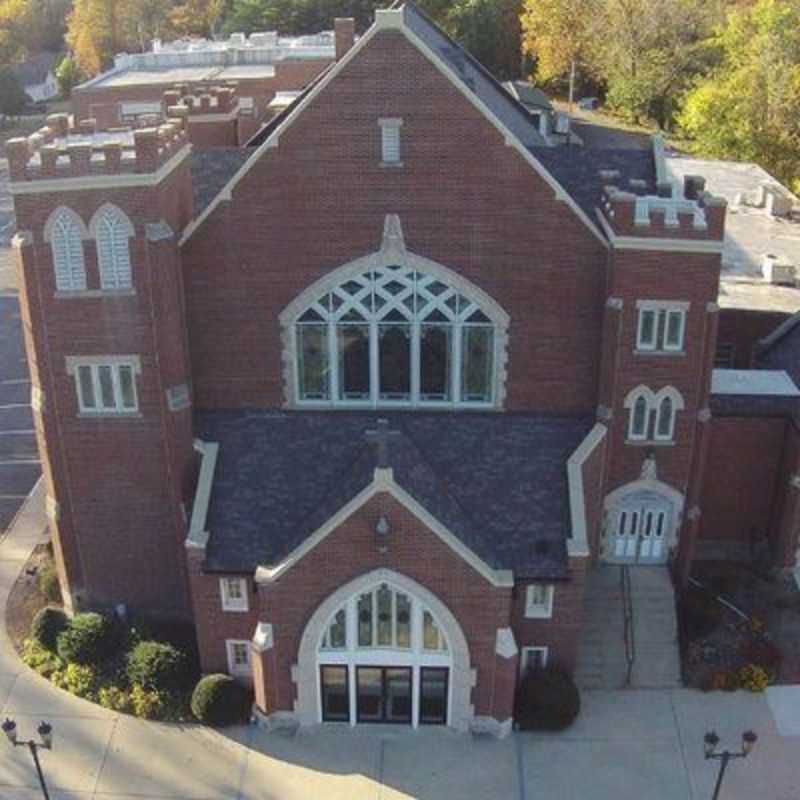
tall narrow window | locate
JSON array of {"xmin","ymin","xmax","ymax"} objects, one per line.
[
  {"xmin": 635, "ymin": 303, "xmax": 687, "ymax": 353},
  {"xmin": 94, "ymin": 206, "xmax": 133, "ymax": 290},
  {"xmin": 379, "ymin": 118, "xmax": 402, "ymax": 165},
  {"xmin": 629, "ymin": 395, "xmax": 648, "ymax": 440},
  {"xmin": 47, "ymin": 208, "xmax": 87, "ymax": 292},
  {"xmin": 655, "ymin": 396, "xmax": 675, "ymax": 440}
]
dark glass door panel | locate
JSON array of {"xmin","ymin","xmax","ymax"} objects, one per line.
[
  {"xmin": 385, "ymin": 668, "xmax": 412, "ymax": 723},
  {"xmin": 356, "ymin": 666, "xmax": 412, "ymax": 724},
  {"xmin": 378, "ymin": 324, "xmax": 411, "ymax": 400},
  {"xmin": 419, "ymin": 667, "xmax": 448, "ymax": 725},
  {"xmin": 356, "ymin": 667, "xmax": 384, "ymax": 722},
  {"xmin": 320, "ymin": 665, "xmax": 349, "ymax": 722}
]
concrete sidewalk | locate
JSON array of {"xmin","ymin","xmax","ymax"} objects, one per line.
[{"xmin": 0, "ymin": 484, "xmax": 798, "ymax": 799}]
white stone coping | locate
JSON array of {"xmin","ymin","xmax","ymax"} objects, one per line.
[
  {"xmin": 711, "ymin": 369, "xmax": 800, "ymax": 397},
  {"xmin": 185, "ymin": 438, "xmax": 218, "ymax": 550},
  {"xmin": 566, "ymin": 423, "xmax": 607, "ymax": 557}
]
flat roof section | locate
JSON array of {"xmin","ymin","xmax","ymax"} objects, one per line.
[
  {"xmin": 711, "ymin": 368, "xmax": 800, "ymax": 397},
  {"xmin": 91, "ymin": 64, "xmax": 277, "ymax": 89}
]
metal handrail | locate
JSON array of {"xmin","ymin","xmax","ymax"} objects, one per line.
[{"xmin": 621, "ymin": 565, "xmax": 636, "ymax": 687}]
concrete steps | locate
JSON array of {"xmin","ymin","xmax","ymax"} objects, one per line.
[{"xmin": 574, "ymin": 565, "xmax": 682, "ymax": 690}]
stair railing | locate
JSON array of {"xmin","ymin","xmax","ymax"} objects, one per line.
[{"xmin": 621, "ymin": 564, "xmax": 636, "ymax": 687}]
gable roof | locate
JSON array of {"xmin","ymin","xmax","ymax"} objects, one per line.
[
  {"xmin": 195, "ymin": 410, "xmax": 593, "ymax": 580},
  {"xmin": 180, "ymin": 2, "xmax": 607, "ymax": 247},
  {"xmin": 503, "ymin": 81, "xmax": 553, "ymax": 111},
  {"xmin": 12, "ymin": 53, "xmax": 58, "ymax": 87}
]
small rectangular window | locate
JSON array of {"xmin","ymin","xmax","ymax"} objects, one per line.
[
  {"xmin": 220, "ymin": 577, "xmax": 248, "ymax": 612},
  {"xmin": 525, "ymin": 584, "xmax": 554, "ymax": 618},
  {"xmin": 635, "ymin": 304, "xmax": 687, "ymax": 353},
  {"xmin": 69, "ymin": 358, "xmax": 140, "ymax": 415},
  {"xmin": 520, "ymin": 646, "xmax": 549, "ymax": 675},
  {"xmin": 226, "ymin": 639, "xmax": 251, "ymax": 675},
  {"xmin": 379, "ymin": 118, "xmax": 402, "ymax": 165}
]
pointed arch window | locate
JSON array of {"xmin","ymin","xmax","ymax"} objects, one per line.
[
  {"xmin": 46, "ymin": 208, "xmax": 87, "ymax": 292},
  {"xmin": 293, "ymin": 264, "xmax": 499, "ymax": 407},
  {"xmin": 624, "ymin": 386, "xmax": 684, "ymax": 444},
  {"xmin": 91, "ymin": 205, "xmax": 134, "ymax": 290}
]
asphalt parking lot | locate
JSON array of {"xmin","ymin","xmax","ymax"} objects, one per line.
[{"xmin": 0, "ymin": 158, "xmax": 39, "ymax": 538}]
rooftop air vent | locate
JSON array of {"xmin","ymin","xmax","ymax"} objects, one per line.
[{"xmin": 762, "ymin": 253, "xmax": 796, "ymax": 286}]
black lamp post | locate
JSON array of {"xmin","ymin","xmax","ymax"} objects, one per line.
[
  {"xmin": 703, "ymin": 729, "xmax": 758, "ymax": 800},
  {"xmin": 2, "ymin": 718, "xmax": 53, "ymax": 800}
]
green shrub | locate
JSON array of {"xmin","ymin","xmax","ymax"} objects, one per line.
[
  {"xmin": 99, "ymin": 685, "xmax": 133, "ymax": 713},
  {"xmin": 38, "ymin": 566, "xmax": 62, "ymax": 604},
  {"xmin": 515, "ymin": 665, "xmax": 581, "ymax": 731},
  {"xmin": 191, "ymin": 674, "xmax": 251, "ymax": 727},
  {"xmin": 30, "ymin": 606, "xmax": 69, "ymax": 652},
  {"xmin": 127, "ymin": 641, "xmax": 189, "ymax": 693},
  {"xmin": 742, "ymin": 638, "xmax": 783, "ymax": 680},
  {"xmin": 61, "ymin": 663, "xmax": 97, "ymax": 699},
  {"xmin": 22, "ymin": 638, "xmax": 65, "ymax": 678},
  {"xmin": 130, "ymin": 684, "xmax": 166, "ymax": 719},
  {"xmin": 56, "ymin": 612, "xmax": 119, "ymax": 665}
]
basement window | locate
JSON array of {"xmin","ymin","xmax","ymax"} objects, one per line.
[
  {"xmin": 524, "ymin": 584, "xmax": 553, "ymax": 618},
  {"xmin": 226, "ymin": 640, "xmax": 252, "ymax": 675},
  {"xmin": 520, "ymin": 646, "xmax": 549, "ymax": 675}
]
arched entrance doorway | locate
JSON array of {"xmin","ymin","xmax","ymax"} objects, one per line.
[
  {"xmin": 294, "ymin": 569, "xmax": 473, "ymax": 729},
  {"xmin": 603, "ymin": 481, "xmax": 684, "ymax": 565}
]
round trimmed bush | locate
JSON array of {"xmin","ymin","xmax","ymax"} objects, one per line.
[
  {"xmin": 127, "ymin": 640, "xmax": 189, "ymax": 693},
  {"xmin": 38, "ymin": 566, "xmax": 62, "ymax": 604},
  {"xmin": 30, "ymin": 606, "xmax": 69, "ymax": 653},
  {"xmin": 515, "ymin": 665, "xmax": 581, "ymax": 731},
  {"xmin": 191, "ymin": 674, "xmax": 251, "ymax": 727},
  {"xmin": 56, "ymin": 612, "xmax": 118, "ymax": 665}
]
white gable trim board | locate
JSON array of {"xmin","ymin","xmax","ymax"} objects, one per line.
[
  {"xmin": 254, "ymin": 466, "xmax": 514, "ymax": 588},
  {"xmin": 179, "ymin": 8, "xmax": 606, "ymax": 247}
]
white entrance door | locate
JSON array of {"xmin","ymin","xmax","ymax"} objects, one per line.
[{"xmin": 609, "ymin": 493, "xmax": 672, "ymax": 565}]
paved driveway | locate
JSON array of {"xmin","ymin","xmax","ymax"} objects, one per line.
[
  {"xmin": 0, "ymin": 157, "xmax": 39, "ymax": 540},
  {"xmin": 1, "ymin": 491, "xmax": 798, "ymax": 800}
]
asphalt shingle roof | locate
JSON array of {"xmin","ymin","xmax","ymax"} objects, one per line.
[{"xmin": 195, "ymin": 410, "xmax": 593, "ymax": 579}]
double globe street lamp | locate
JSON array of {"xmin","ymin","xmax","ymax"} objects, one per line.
[
  {"xmin": 2, "ymin": 718, "xmax": 54, "ymax": 800},
  {"xmin": 703, "ymin": 729, "xmax": 758, "ymax": 800}
]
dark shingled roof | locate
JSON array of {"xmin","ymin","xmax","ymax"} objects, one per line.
[
  {"xmin": 190, "ymin": 147, "xmax": 253, "ymax": 217},
  {"xmin": 530, "ymin": 146, "xmax": 657, "ymax": 225},
  {"xmin": 755, "ymin": 311, "xmax": 800, "ymax": 387},
  {"xmin": 195, "ymin": 410, "xmax": 593, "ymax": 579},
  {"xmin": 710, "ymin": 393, "xmax": 800, "ymax": 418},
  {"xmin": 403, "ymin": 3, "xmax": 547, "ymax": 148}
]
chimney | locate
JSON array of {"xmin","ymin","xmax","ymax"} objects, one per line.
[{"xmin": 334, "ymin": 18, "xmax": 356, "ymax": 61}]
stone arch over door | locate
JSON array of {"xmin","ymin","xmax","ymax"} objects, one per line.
[
  {"xmin": 294, "ymin": 567, "xmax": 475, "ymax": 730},
  {"xmin": 602, "ymin": 480, "xmax": 685, "ymax": 565}
]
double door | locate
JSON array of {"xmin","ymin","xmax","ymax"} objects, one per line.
[{"xmin": 610, "ymin": 496, "xmax": 671, "ymax": 564}]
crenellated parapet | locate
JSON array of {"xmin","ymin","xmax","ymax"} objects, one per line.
[
  {"xmin": 599, "ymin": 174, "xmax": 727, "ymax": 243},
  {"xmin": 163, "ymin": 85, "xmax": 240, "ymax": 117},
  {"xmin": 6, "ymin": 113, "xmax": 189, "ymax": 184}
]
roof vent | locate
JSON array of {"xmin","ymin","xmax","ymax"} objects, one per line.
[{"xmin": 762, "ymin": 253, "xmax": 796, "ymax": 286}]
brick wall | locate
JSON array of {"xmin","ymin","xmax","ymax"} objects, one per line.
[
  {"xmin": 181, "ymin": 29, "xmax": 607, "ymax": 412},
  {"xmin": 250, "ymin": 493, "xmax": 518, "ymax": 718},
  {"xmin": 700, "ymin": 416, "xmax": 786, "ymax": 543},
  {"xmin": 716, "ymin": 308, "xmax": 789, "ymax": 368}
]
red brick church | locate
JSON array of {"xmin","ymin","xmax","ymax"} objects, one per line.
[{"xmin": 8, "ymin": 3, "xmax": 800, "ymax": 735}]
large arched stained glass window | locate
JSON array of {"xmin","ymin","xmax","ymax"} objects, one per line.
[{"xmin": 294, "ymin": 264, "xmax": 497, "ymax": 407}]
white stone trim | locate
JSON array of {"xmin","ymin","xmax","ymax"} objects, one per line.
[
  {"xmin": 252, "ymin": 622, "xmax": 274, "ymax": 652},
  {"xmin": 12, "ymin": 230, "xmax": 33, "ymax": 248},
  {"xmin": 635, "ymin": 299, "xmax": 691, "ymax": 311},
  {"xmin": 145, "ymin": 221, "xmax": 174, "ymax": 242},
  {"xmin": 469, "ymin": 716, "xmax": 512, "ymax": 739},
  {"xmin": 623, "ymin": 385, "xmax": 685, "ymax": 443},
  {"xmin": 566, "ymin": 423, "xmax": 607, "ymax": 556},
  {"xmin": 185, "ymin": 439, "xmax": 218, "ymax": 550},
  {"xmin": 255, "ymin": 468, "xmax": 513, "ymax": 588},
  {"xmin": 495, "ymin": 627, "xmax": 518, "ymax": 659},
  {"xmin": 45, "ymin": 495, "xmax": 59, "ymax": 521},
  {"xmin": 519, "ymin": 645, "xmax": 549, "ymax": 675},
  {"xmin": 43, "ymin": 206, "xmax": 90, "ymax": 242},
  {"xmin": 64, "ymin": 354, "xmax": 142, "ymax": 374},
  {"xmin": 179, "ymin": 12, "xmax": 606, "ymax": 247},
  {"xmin": 88, "ymin": 203, "xmax": 135, "ymax": 238},
  {"xmin": 294, "ymin": 567, "xmax": 474, "ymax": 730},
  {"xmin": 10, "ymin": 145, "xmax": 191, "ymax": 195},
  {"xmin": 31, "ymin": 385, "xmax": 44, "ymax": 413},
  {"xmin": 596, "ymin": 210, "xmax": 724, "ymax": 253}
]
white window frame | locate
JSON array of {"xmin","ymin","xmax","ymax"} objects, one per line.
[
  {"xmin": 226, "ymin": 639, "xmax": 252, "ymax": 676},
  {"xmin": 635, "ymin": 301, "xmax": 689, "ymax": 354},
  {"xmin": 220, "ymin": 577, "xmax": 248, "ymax": 612},
  {"xmin": 291, "ymin": 263, "xmax": 499, "ymax": 410},
  {"xmin": 379, "ymin": 117, "xmax": 403, "ymax": 166},
  {"xmin": 65, "ymin": 356, "xmax": 141, "ymax": 416},
  {"xmin": 519, "ymin": 646, "xmax": 549, "ymax": 675},
  {"xmin": 623, "ymin": 385, "xmax": 685, "ymax": 445},
  {"xmin": 524, "ymin": 584, "xmax": 554, "ymax": 618},
  {"xmin": 90, "ymin": 204, "xmax": 134, "ymax": 291},
  {"xmin": 44, "ymin": 207, "xmax": 88, "ymax": 293}
]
